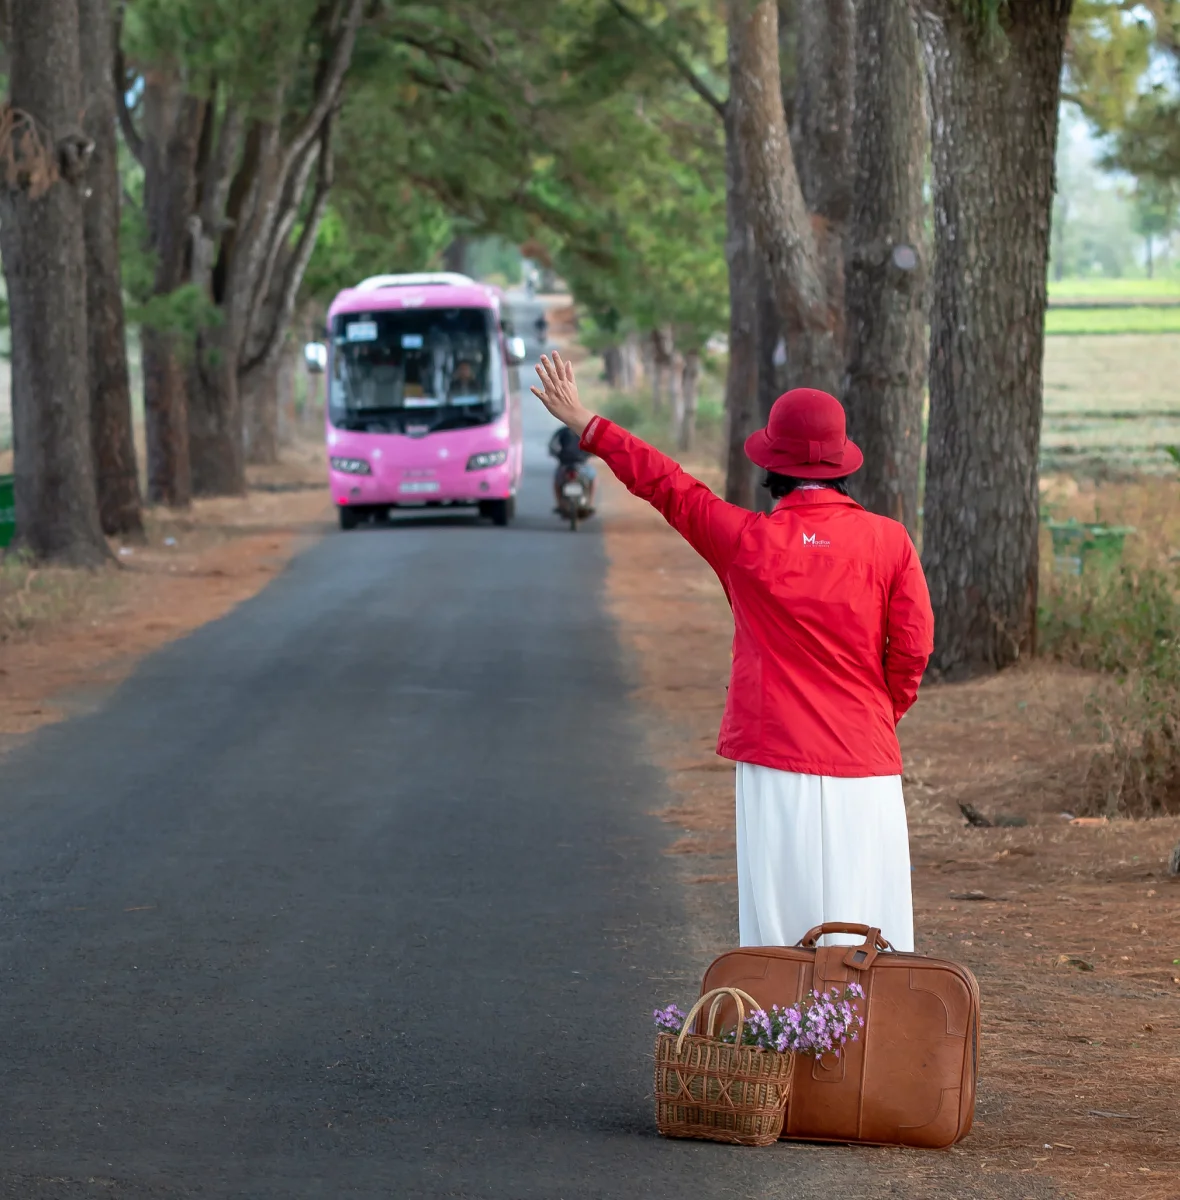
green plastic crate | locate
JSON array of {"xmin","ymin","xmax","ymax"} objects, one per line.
[
  {"xmin": 0, "ymin": 474, "xmax": 13, "ymax": 549},
  {"xmin": 1046, "ymin": 518, "xmax": 1133, "ymax": 576}
]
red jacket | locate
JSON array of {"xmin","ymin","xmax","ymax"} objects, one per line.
[{"xmin": 582, "ymin": 418, "xmax": 934, "ymax": 777}]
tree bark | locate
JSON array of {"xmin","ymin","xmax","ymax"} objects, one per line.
[
  {"xmin": 0, "ymin": 0, "xmax": 109, "ymax": 564},
  {"xmin": 915, "ymin": 0, "xmax": 1071, "ymax": 676},
  {"xmin": 242, "ymin": 359, "xmax": 279, "ymax": 465},
  {"xmin": 790, "ymin": 0, "xmax": 854, "ymax": 227},
  {"xmin": 842, "ymin": 0, "xmax": 927, "ymax": 537},
  {"xmin": 722, "ymin": 104, "xmax": 761, "ymax": 508},
  {"xmin": 189, "ymin": 325, "xmax": 244, "ymax": 495},
  {"xmin": 754, "ymin": 260, "xmax": 785, "ymax": 513},
  {"xmin": 140, "ymin": 75, "xmax": 204, "ymax": 507},
  {"xmin": 728, "ymin": 0, "xmax": 847, "ymax": 395},
  {"xmin": 80, "ymin": 0, "xmax": 143, "ymax": 538},
  {"xmin": 141, "ymin": 327, "xmax": 191, "ymax": 505}
]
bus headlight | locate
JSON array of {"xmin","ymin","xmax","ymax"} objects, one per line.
[
  {"xmin": 466, "ymin": 450, "xmax": 508, "ymax": 471},
  {"xmin": 330, "ymin": 456, "xmax": 372, "ymax": 475}
]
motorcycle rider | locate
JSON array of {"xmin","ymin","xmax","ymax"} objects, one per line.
[{"xmin": 548, "ymin": 424, "xmax": 596, "ymax": 514}]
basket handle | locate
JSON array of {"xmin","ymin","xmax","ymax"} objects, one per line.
[{"xmin": 675, "ymin": 986, "xmax": 762, "ymax": 1055}]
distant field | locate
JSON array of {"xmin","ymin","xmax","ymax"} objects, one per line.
[
  {"xmin": 1046, "ymin": 306, "xmax": 1180, "ymax": 334},
  {"xmin": 1048, "ymin": 276, "xmax": 1180, "ymax": 301},
  {"xmin": 1042, "ymin": 333, "xmax": 1180, "ymax": 475}
]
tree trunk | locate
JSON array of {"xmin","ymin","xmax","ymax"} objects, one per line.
[
  {"xmin": 842, "ymin": 0, "xmax": 927, "ymax": 537},
  {"xmin": 80, "ymin": 0, "xmax": 143, "ymax": 538},
  {"xmin": 679, "ymin": 350, "xmax": 701, "ymax": 453},
  {"xmin": 728, "ymin": 0, "xmax": 847, "ymax": 395},
  {"xmin": 723, "ymin": 104, "xmax": 761, "ymax": 508},
  {"xmin": 667, "ymin": 343, "xmax": 685, "ymax": 438},
  {"xmin": 141, "ymin": 327, "xmax": 191, "ymax": 506},
  {"xmin": 622, "ymin": 334, "xmax": 641, "ymax": 391},
  {"xmin": 141, "ymin": 76, "xmax": 204, "ymax": 508},
  {"xmin": 243, "ymin": 357, "xmax": 280, "ymax": 465},
  {"xmin": 189, "ymin": 325, "xmax": 245, "ymax": 495},
  {"xmin": 649, "ymin": 328, "xmax": 671, "ymax": 412},
  {"xmin": 1146, "ymin": 234, "xmax": 1154, "ymax": 279},
  {"xmin": 0, "ymin": 0, "xmax": 109, "ymax": 564},
  {"xmin": 754, "ymin": 261, "xmax": 785, "ymax": 513},
  {"xmin": 791, "ymin": 0, "xmax": 854, "ymax": 227},
  {"xmin": 915, "ymin": 0, "xmax": 1071, "ymax": 676},
  {"xmin": 443, "ymin": 236, "xmax": 468, "ymax": 274},
  {"xmin": 277, "ymin": 342, "xmax": 297, "ymax": 446},
  {"xmin": 602, "ymin": 345, "xmax": 624, "ymax": 389}
]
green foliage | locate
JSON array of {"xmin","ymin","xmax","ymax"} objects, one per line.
[
  {"xmin": 128, "ymin": 285, "xmax": 223, "ymax": 342},
  {"xmin": 122, "ymin": 0, "xmax": 329, "ymax": 113},
  {"xmin": 1130, "ymin": 179, "xmax": 1178, "ymax": 240},
  {"xmin": 301, "ymin": 2, "xmax": 728, "ymax": 346},
  {"xmin": 1067, "ymin": 2, "xmax": 1180, "ymax": 190}
]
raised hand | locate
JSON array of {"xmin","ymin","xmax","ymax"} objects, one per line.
[{"xmin": 529, "ymin": 352, "xmax": 595, "ymax": 436}]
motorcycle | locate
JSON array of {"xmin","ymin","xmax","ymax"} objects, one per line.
[{"xmin": 556, "ymin": 465, "xmax": 593, "ymax": 532}]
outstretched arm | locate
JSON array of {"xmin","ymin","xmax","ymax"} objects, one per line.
[{"xmin": 531, "ymin": 354, "xmax": 748, "ymax": 572}]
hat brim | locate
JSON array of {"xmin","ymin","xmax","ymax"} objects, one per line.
[{"xmin": 744, "ymin": 428, "xmax": 864, "ymax": 479}]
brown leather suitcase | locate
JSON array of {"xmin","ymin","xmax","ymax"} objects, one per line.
[{"xmin": 699, "ymin": 923, "xmax": 979, "ymax": 1148}]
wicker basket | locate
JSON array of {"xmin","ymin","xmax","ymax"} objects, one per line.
[{"xmin": 654, "ymin": 986, "xmax": 793, "ymax": 1146}]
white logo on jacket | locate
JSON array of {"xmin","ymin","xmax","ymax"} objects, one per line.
[{"xmin": 802, "ymin": 532, "xmax": 832, "ymax": 547}]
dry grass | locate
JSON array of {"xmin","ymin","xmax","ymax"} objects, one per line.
[{"xmin": 0, "ymin": 552, "xmax": 119, "ymax": 644}]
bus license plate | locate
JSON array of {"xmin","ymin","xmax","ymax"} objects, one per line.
[{"xmin": 400, "ymin": 481, "xmax": 440, "ymax": 494}]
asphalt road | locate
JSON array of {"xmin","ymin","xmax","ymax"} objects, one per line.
[{"xmin": 0, "ymin": 309, "xmax": 1049, "ymax": 1199}]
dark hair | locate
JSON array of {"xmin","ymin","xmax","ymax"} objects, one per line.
[{"xmin": 762, "ymin": 472, "xmax": 851, "ymax": 500}]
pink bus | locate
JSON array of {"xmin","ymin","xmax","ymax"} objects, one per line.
[{"xmin": 313, "ymin": 273, "xmax": 527, "ymax": 529}]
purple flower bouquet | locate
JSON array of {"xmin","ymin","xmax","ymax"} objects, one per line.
[{"xmin": 655, "ymin": 981, "xmax": 865, "ymax": 1058}]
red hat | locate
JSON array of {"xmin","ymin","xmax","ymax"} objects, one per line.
[{"xmin": 744, "ymin": 388, "xmax": 863, "ymax": 479}]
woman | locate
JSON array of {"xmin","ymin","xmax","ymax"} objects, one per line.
[{"xmin": 531, "ymin": 353, "xmax": 933, "ymax": 952}]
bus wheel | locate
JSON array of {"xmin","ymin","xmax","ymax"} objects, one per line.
[
  {"xmin": 338, "ymin": 506, "xmax": 360, "ymax": 531},
  {"xmin": 487, "ymin": 498, "xmax": 513, "ymax": 527}
]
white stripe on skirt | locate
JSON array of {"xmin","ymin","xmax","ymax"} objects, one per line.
[{"xmin": 735, "ymin": 763, "xmax": 915, "ymax": 952}]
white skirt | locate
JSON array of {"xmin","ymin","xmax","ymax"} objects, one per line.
[{"xmin": 735, "ymin": 763, "xmax": 914, "ymax": 952}]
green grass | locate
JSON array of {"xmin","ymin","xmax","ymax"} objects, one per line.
[
  {"xmin": 1045, "ymin": 307, "xmax": 1180, "ymax": 335},
  {"xmin": 1049, "ymin": 276, "xmax": 1180, "ymax": 300}
]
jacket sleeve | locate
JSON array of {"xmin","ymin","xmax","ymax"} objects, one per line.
[
  {"xmin": 884, "ymin": 533, "xmax": 934, "ymax": 724},
  {"xmin": 581, "ymin": 417, "xmax": 748, "ymax": 574}
]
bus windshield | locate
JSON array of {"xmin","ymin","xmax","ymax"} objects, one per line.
[{"xmin": 328, "ymin": 307, "xmax": 503, "ymax": 434}]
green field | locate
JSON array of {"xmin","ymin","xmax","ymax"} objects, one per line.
[
  {"xmin": 1046, "ymin": 306, "xmax": 1180, "ymax": 335},
  {"xmin": 1048, "ymin": 276, "xmax": 1180, "ymax": 301}
]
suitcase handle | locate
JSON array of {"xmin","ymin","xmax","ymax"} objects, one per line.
[{"xmin": 797, "ymin": 923, "xmax": 894, "ymax": 951}]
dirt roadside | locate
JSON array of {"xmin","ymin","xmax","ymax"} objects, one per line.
[
  {"xmin": 598, "ymin": 469, "xmax": 1180, "ymax": 1200},
  {"xmin": 0, "ymin": 441, "xmax": 332, "ymax": 756}
]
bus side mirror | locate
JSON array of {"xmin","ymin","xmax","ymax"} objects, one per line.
[
  {"xmin": 304, "ymin": 342, "xmax": 328, "ymax": 373},
  {"xmin": 505, "ymin": 336, "xmax": 527, "ymax": 366}
]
